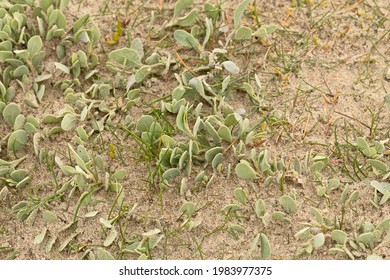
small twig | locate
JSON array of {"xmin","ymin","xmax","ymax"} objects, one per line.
[
  {"xmin": 175, "ymin": 51, "xmax": 197, "ymax": 76},
  {"xmin": 334, "ymin": 111, "xmax": 371, "ymax": 130}
]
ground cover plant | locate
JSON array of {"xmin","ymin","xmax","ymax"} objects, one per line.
[{"xmin": 0, "ymin": 0, "xmax": 389, "ymax": 260}]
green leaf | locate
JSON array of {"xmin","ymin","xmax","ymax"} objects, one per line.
[
  {"xmin": 95, "ymin": 248, "xmax": 115, "ymax": 260},
  {"xmin": 331, "ymin": 230, "xmax": 347, "ymax": 245},
  {"xmin": 272, "ymin": 211, "xmax": 290, "ymax": 223},
  {"xmin": 136, "ymin": 115, "xmax": 154, "ymax": 132},
  {"xmin": 367, "ymin": 255, "xmax": 383, "ymax": 260},
  {"xmin": 311, "ymin": 161, "xmax": 325, "ymax": 172},
  {"xmin": 371, "ymin": 180, "xmax": 390, "ymax": 195},
  {"xmin": 358, "ymin": 232, "xmax": 374, "ymax": 247},
  {"xmin": 99, "ymin": 218, "xmax": 113, "ymax": 229},
  {"xmin": 27, "ymin": 35, "xmax": 43, "ymax": 56},
  {"xmin": 328, "ymin": 178, "xmax": 340, "ymax": 191},
  {"xmin": 310, "ymin": 207, "xmax": 323, "ymax": 224},
  {"xmin": 204, "ymin": 3, "xmax": 219, "ymax": 20},
  {"xmin": 255, "ymin": 199, "xmax": 266, "ymax": 218},
  {"xmin": 203, "ymin": 17, "xmax": 213, "ymax": 46},
  {"xmin": 7, "ymin": 129, "xmax": 27, "ymax": 151},
  {"xmin": 222, "ymin": 61, "xmax": 240, "ymax": 74},
  {"xmin": 0, "ymin": 51, "xmax": 13, "ymax": 63},
  {"xmin": 176, "ymin": 104, "xmax": 193, "ymax": 137},
  {"xmin": 222, "ymin": 204, "xmax": 241, "ymax": 213},
  {"xmin": 234, "ymin": 26, "xmax": 252, "ymax": 40},
  {"xmin": 174, "ymin": 30, "xmax": 200, "ymax": 50},
  {"xmin": 313, "ymin": 232, "xmax": 325, "ymax": 249},
  {"xmin": 84, "ymin": 211, "xmax": 99, "ymax": 218},
  {"xmin": 73, "ymin": 191, "xmax": 91, "ymax": 223},
  {"xmin": 173, "ymin": 0, "xmax": 194, "ymax": 20},
  {"xmin": 380, "ymin": 192, "xmax": 390, "ymax": 205},
  {"xmin": 42, "ymin": 210, "xmax": 58, "ymax": 223},
  {"xmin": 73, "ymin": 14, "xmax": 90, "ymax": 33},
  {"xmin": 10, "ymin": 169, "xmax": 27, "ymax": 182},
  {"xmin": 234, "ymin": 0, "xmax": 250, "ymax": 29},
  {"xmin": 225, "ymin": 113, "xmax": 241, "ymax": 127},
  {"xmin": 176, "ymin": 9, "xmax": 198, "ymax": 27},
  {"xmin": 130, "ymin": 38, "xmax": 144, "ymax": 59},
  {"xmin": 260, "ymin": 233, "xmax": 271, "ymax": 260},
  {"xmin": 189, "ymin": 77, "xmax": 204, "ymax": 95},
  {"xmin": 228, "ymin": 224, "xmax": 245, "ymax": 234},
  {"xmin": 367, "ymin": 159, "xmax": 388, "ymax": 172},
  {"xmin": 59, "ymin": 233, "xmax": 78, "ymax": 252},
  {"xmin": 376, "ymin": 218, "xmax": 390, "ymax": 232},
  {"xmin": 204, "ymin": 121, "xmax": 221, "ymax": 144},
  {"xmin": 138, "ymin": 254, "xmax": 148, "ymax": 260},
  {"xmin": 111, "ymin": 169, "xmax": 126, "ymax": 181},
  {"xmin": 108, "ymin": 48, "xmax": 141, "ymax": 67},
  {"xmin": 218, "ymin": 125, "xmax": 232, "ymax": 142},
  {"xmin": 3, "ymin": 102, "xmax": 20, "ymax": 126},
  {"xmin": 13, "ymin": 65, "xmax": 29, "ymax": 77},
  {"xmin": 180, "ymin": 202, "xmax": 196, "ymax": 217},
  {"xmin": 135, "ymin": 66, "xmax": 152, "ymax": 83},
  {"xmin": 211, "ymin": 153, "xmax": 223, "ymax": 170},
  {"xmin": 356, "ymin": 137, "xmax": 371, "ymax": 157},
  {"xmin": 232, "ymin": 188, "xmax": 247, "ymax": 204},
  {"xmin": 45, "ymin": 236, "xmax": 57, "ymax": 253},
  {"xmin": 253, "ymin": 25, "xmax": 277, "ymax": 39},
  {"xmin": 31, "ymin": 51, "xmax": 46, "ymax": 67},
  {"xmin": 34, "ymin": 227, "xmax": 47, "ymax": 245},
  {"xmin": 142, "ymin": 228, "xmax": 161, "ymax": 237},
  {"xmin": 61, "ymin": 113, "xmax": 77, "ymax": 131},
  {"xmin": 347, "ymin": 190, "xmax": 360, "ymax": 204},
  {"xmin": 205, "ymin": 146, "xmax": 223, "ymax": 162},
  {"xmin": 279, "ymin": 195, "xmax": 297, "ymax": 214},
  {"xmin": 295, "ymin": 227, "xmax": 311, "ymax": 240},
  {"xmin": 235, "ymin": 160, "xmax": 257, "ymax": 180},
  {"xmin": 162, "ymin": 168, "xmax": 180, "ymax": 180},
  {"xmin": 13, "ymin": 114, "xmax": 25, "ymax": 131},
  {"xmin": 16, "ymin": 177, "xmax": 31, "ymax": 189},
  {"xmin": 54, "ymin": 62, "xmax": 70, "ymax": 74},
  {"xmin": 104, "ymin": 227, "xmax": 118, "ymax": 247}
]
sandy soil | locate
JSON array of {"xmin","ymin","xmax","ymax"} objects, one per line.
[{"xmin": 0, "ymin": 0, "xmax": 389, "ymax": 260}]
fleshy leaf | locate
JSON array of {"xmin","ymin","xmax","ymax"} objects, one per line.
[
  {"xmin": 27, "ymin": 35, "xmax": 43, "ymax": 56},
  {"xmin": 234, "ymin": 0, "xmax": 250, "ymax": 29},
  {"xmin": 235, "ymin": 160, "xmax": 257, "ymax": 180},
  {"xmin": 260, "ymin": 233, "xmax": 271, "ymax": 260},
  {"xmin": 108, "ymin": 48, "xmax": 141, "ymax": 67},
  {"xmin": 7, "ymin": 129, "xmax": 27, "ymax": 151},
  {"xmin": 234, "ymin": 26, "xmax": 252, "ymax": 40},
  {"xmin": 279, "ymin": 195, "xmax": 297, "ymax": 214},
  {"xmin": 173, "ymin": 0, "xmax": 194, "ymax": 20},
  {"xmin": 61, "ymin": 113, "xmax": 77, "ymax": 131},
  {"xmin": 104, "ymin": 227, "xmax": 118, "ymax": 247},
  {"xmin": 3, "ymin": 103, "xmax": 20, "ymax": 126},
  {"xmin": 331, "ymin": 230, "xmax": 347, "ymax": 245},
  {"xmin": 180, "ymin": 202, "xmax": 196, "ymax": 217},
  {"xmin": 222, "ymin": 61, "xmax": 240, "ymax": 74},
  {"xmin": 255, "ymin": 199, "xmax": 266, "ymax": 217},
  {"xmin": 162, "ymin": 168, "xmax": 180, "ymax": 180},
  {"xmin": 234, "ymin": 188, "xmax": 248, "ymax": 204},
  {"xmin": 253, "ymin": 25, "xmax": 277, "ymax": 39},
  {"xmin": 135, "ymin": 66, "xmax": 152, "ymax": 83},
  {"xmin": 34, "ymin": 228, "xmax": 47, "ymax": 245},
  {"xmin": 95, "ymin": 248, "xmax": 115, "ymax": 260},
  {"xmin": 313, "ymin": 232, "xmax": 325, "ymax": 249},
  {"xmin": 174, "ymin": 30, "xmax": 200, "ymax": 50}
]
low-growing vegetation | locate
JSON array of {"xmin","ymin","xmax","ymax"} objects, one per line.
[{"xmin": 0, "ymin": 0, "xmax": 389, "ymax": 260}]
